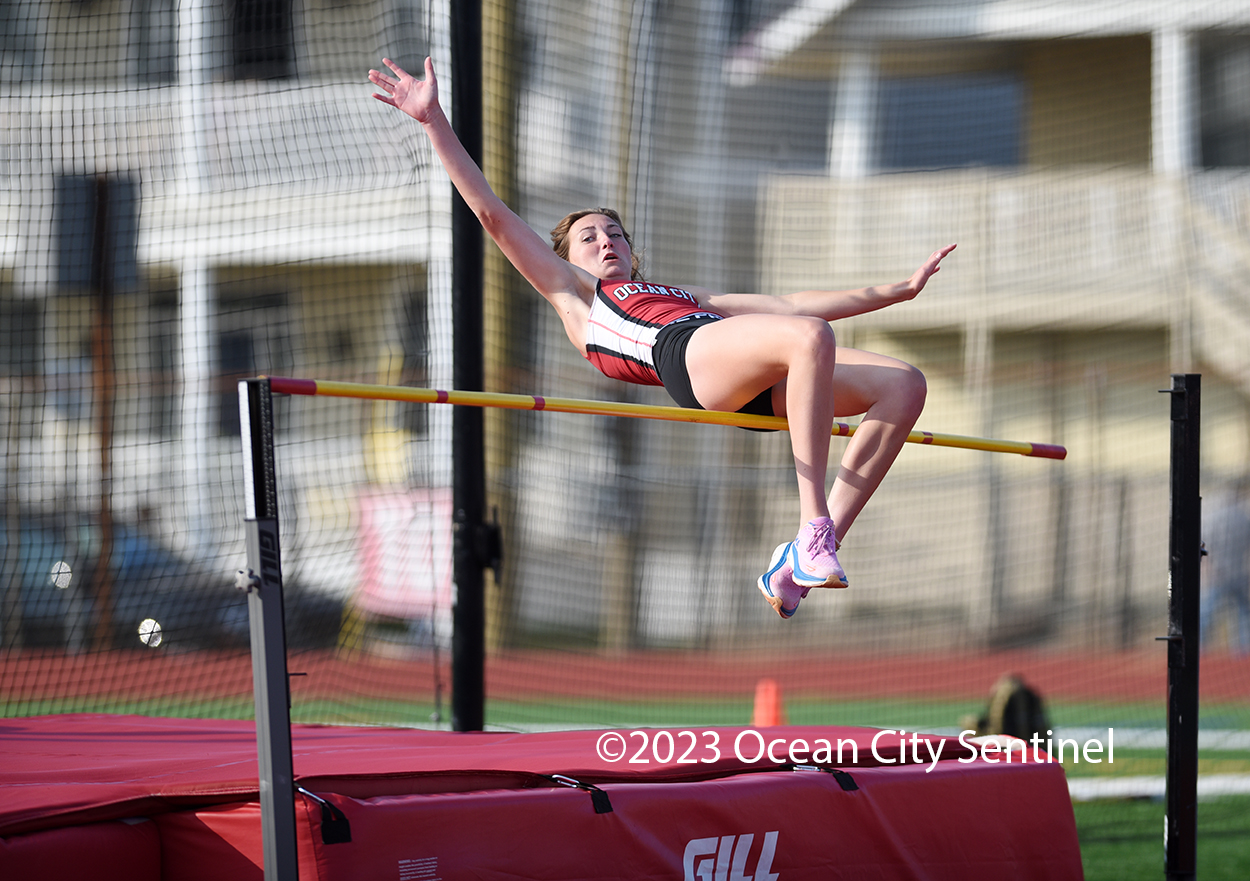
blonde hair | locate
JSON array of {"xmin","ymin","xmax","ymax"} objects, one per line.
[{"xmin": 550, "ymin": 208, "xmax": 642, "ymax": 280}]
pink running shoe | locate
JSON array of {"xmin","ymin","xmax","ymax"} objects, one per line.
[
  {"xmin": 789, "ymin": 517, "xmax": 848, "ymax": 588},
  {"xmin": 757, "ymin": 542, "xmax": 809, "ymax": 619}
]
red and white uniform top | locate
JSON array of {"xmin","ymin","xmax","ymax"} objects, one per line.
[{"xmin": 584, "ymin": 280, "xmax": 721, "ymax": 385}]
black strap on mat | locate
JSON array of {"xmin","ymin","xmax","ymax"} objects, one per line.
[
  {"xmin": 297, "ymin": 787, "xmax": 353, "ymax": 843},
  {"xmin": 791, "ymin": 764, "xmax": 859, "ymax": 791},
  {"xmin": 545, "ymin": 774, "xmax": 614, "ymax": 814}
]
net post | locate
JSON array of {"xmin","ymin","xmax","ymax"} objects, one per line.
[
  {"xmin": 450, "ymin": 0, "xmax": 487, "ymax": 732},
  {"xmin": 90, "ymin": 175, "xmax": 117, "ymax": 652},
  {"xmin": 1162, "ymin": 372, "xmax": 1201, "ymax": 881},
  {"xmin": 237, "ymin": 378, "xmax": 299, "ymax": 881}
]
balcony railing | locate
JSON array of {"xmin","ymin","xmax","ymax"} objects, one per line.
[
  {"xmin": 0, "ymin": 81, "xmax": 429, "ymax": 195},
  {"xmin": 760, "ymin": 168, "xmax": 1250, "ymax": 333}
]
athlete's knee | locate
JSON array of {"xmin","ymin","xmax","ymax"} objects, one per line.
[
  {"xmin": 896, "ymin": 363, "xmax": 927, "ymax": 415},
  {"xmin": 788, "ymin": 316, "xmax": 837, "ymax": 362}
]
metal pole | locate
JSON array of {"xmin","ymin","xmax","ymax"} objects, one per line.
[
  {"xmin": 237, "ymin": 378, "xmax": 299, "ymax": 880},
  {"xmin": 90, "ymin": 176, "xmax": 116, "ymax": 650},
  {"xmin": 1162, "ymin": 373, "xmax": 1201, "ymax": 881},
  {"xmin": 449, "ymin": 0, "xmax": 486, "ymax": 732}
]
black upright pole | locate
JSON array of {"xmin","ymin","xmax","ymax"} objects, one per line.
[
  {"xmin": 237, "ymin": 378, "xmax": 299, "ymax": 880},
  {"xmin": 450, "ymin": 0, "xmax": 487, "ymax": 732},
  {"xmin": 1163, "ymin": 373, "xmax": 1201, "ymax": 881},
  {"xmin": 90, "ymin": 176, "xmax": 116, "ymax": 651}
]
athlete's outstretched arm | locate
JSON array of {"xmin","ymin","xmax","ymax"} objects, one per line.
[
  {"xmin": 369, "ymin": 57, "xmax": 594, "ymax": 306},
  {"xmin": 693, "ymin": 244, "xmax": 956, "ymax": 320}
]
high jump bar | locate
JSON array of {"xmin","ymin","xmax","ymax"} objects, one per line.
[{"xmin": 265, "ymin": 376, "xmax": 1066, "ymax": 460}]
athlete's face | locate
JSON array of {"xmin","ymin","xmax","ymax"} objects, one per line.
[{"xmin": 565, "ymin": 214, "xmax": 632, "ymax": 280}]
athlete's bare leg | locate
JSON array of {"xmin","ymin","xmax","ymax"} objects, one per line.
[
  {"xmin": 782, "ymin": 348, "xmax": 927, "ymax": 544},
  {"xmin": 686, "ymin": 319, "xmax": 924, "ymax": 544},
  {"xmin": 683, "ymin": 313, "xmax": 838, "ymax": 525}
]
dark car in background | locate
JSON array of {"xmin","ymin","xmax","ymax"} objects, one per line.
[{"xmin": 1, "ymin": 514, "xmax": 249, "ymax": 650}]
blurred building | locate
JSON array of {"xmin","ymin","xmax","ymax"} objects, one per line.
[
  {"xmin": 741, "ymin": 4, "xmax": 1250, "ymax": 649},
  {"xmin": 509, "ymin": 0, "xmax": 1250, "ymax": 649},
  {"xmin": 1, "ymin": 0, "xmax": 451, "ymax": 626}
]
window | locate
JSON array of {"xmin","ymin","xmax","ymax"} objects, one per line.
[
  {"xmin": 231, "ymin": 0, "xmax": 293, "ymax": 80},
  {"xmin": 0, "ymin": 296, "xmax": 40, "ymax": 377},
  {"xmin": 216, "ymin": 291, "xmax": 292, "ymax": 435},
  {"xmin": 398, "ymin": 287, "xmax": 429, "ymax": 435},
  {"xmin": 384, "ymin": 0, "xmax": 430, "ymax": 75},
  {"xmin": 1201, "ymin": 36, "xmax": 1250, "ymax": 167},
  {"xmin": 132, "ymin": 0, "xmax": 177, "ymax": 83},
  {"xmin": 48, "ymin": 325, "xmax": 92, "ymax": 423},
  {"xmin": 148, "ymin": 287, "xmax": 179, "ymax": 437},
  {"xmin": 728, "ymin": 0, "xmax": 793, "ymax": 42},
  {"xmin": 54, "ymin": 175, "xmax": 140, "ymax": 293},
  {"xmin": 0, "ymin": 1, "xmax": 41, "ymax": 84},
  {"xmin": 878, "ymin": 74, "xmax": 1024, "ymax": 170}
]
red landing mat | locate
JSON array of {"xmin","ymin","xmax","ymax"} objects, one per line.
[{"xmin": 1, "ymin": 715, "xmax": 1082, "ymax": 880}]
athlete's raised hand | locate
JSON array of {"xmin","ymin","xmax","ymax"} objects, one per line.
[
  {"xmin": 901, "ymin": 243, "xmax": 956, "ymax": 301},
  {"xmin": 370, "ymin": 57, "xmax": 440, "ymax": 125}
]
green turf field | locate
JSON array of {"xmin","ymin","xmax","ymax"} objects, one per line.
[
  {"xmin": 1075, "ymin": 795, "xmax": 1250, "ymax": 881},
  {"xmin": 9, "ymin": 691, "xmax": 1246, "ymax": 735}
]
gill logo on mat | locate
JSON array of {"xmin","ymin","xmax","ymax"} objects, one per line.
[{"xmin": 683, "ymin": 831, "xmax": 779, "ymax": 881}]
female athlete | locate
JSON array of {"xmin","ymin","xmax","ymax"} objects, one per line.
[{"xmin": 370, "ymin": 57, "xmax": 955, "ymax": 619}]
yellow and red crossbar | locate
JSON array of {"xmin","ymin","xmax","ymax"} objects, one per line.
[{"xmin": 265, "ymin": 376, "xmax": 1067, "ymax": 460}]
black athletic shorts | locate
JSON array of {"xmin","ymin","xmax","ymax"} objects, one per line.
[{"xmin": 652, "ymin": 315, "xmax": 778, "ymax": 431}]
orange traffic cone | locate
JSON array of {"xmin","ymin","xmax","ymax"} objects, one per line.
[{"xmin": 751, "ymin": 677, "xmax": 787, "ymax": 727}]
